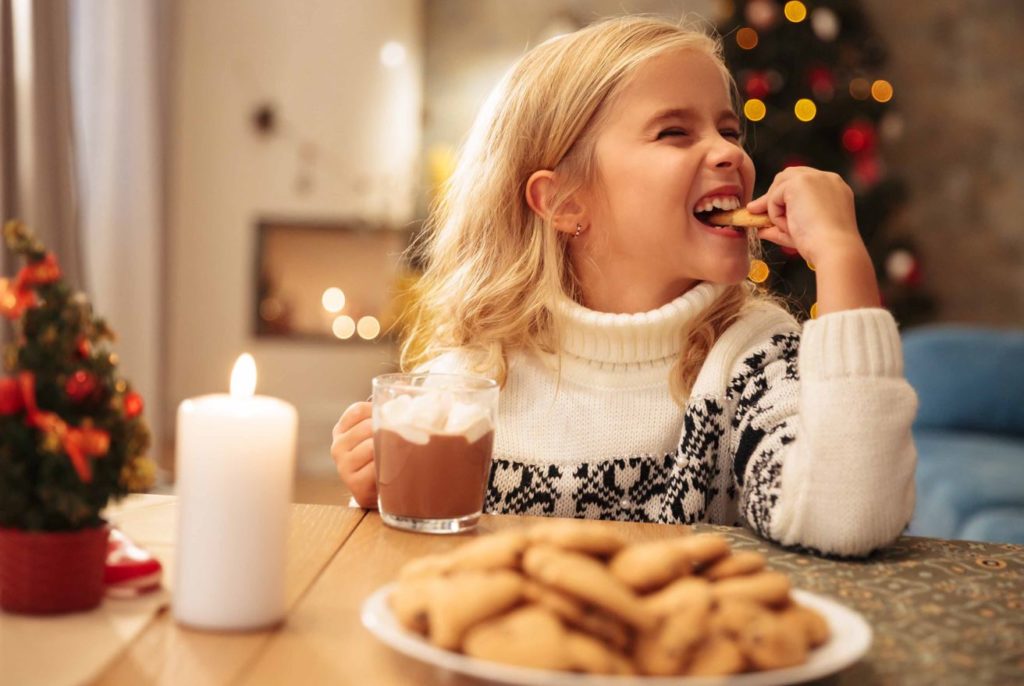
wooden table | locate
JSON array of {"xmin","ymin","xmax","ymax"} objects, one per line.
[{"xmin": 7, "ymin": 496, "xmax": 1023, "ymax": 685}]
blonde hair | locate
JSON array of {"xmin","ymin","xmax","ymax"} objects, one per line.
[{"xmin": 402, "ymin": 15, "xmax": 784, "ymax": 403}]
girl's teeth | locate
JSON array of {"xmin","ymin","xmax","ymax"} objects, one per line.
[{"xmin": 695, "ymin": 196, "xmax": 741, "ymax": 213}]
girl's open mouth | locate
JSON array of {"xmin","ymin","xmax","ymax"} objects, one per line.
[{"xmin": 693, "ymin": 195, "xmax": 745, "ymax": 234}]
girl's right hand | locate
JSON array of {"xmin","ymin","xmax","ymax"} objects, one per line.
[{"xmin": 331, "ymin": 401, "xmax": 377, "ymax": 508}]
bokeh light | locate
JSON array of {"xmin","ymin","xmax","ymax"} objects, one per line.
[
  {"xmin": 357, "ymin": 316, "xmax": 381, "ymax": 340},
  {"xmin": 743, "ymin": 98, "xmax": 767, "ymax": 122},
  {"xmin": 736, "ymin": 27, "xmax": 759, "ymax": 50},
  {"xmin": 784, "ymin": 1, "xmax": 807, "ymax": 23},
  {"xmin": 321, "ymin": 287, "xmax": 346, "ymax": 313},
  {"xmin": 871, "ymin": 79, "xmax": 894, "ymax": 103},
  {"xmin": 332, "ymin": 315, "xmax": 355, "ymax": 340},
  {"xmin": 794, "ymin": 98, "xmax": 817, "ymax": 122}
]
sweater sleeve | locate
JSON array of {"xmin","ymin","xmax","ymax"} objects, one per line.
[{"xmin": 728, "ymin": 307, "xmax": 918, "ymax": 557}]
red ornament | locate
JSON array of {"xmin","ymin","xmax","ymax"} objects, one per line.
[
  {"xmin": 66, "ymin": 370, "xmax": 98, "ymax": 403},
  {"xmin": 0, "ymin": 377, "xmax": 24, "ymax": 415},
  {"xmin": 76, "ymin": 337, "xmax": 92, "ymax": 359},
  {"xmin": 124, "ymin": 391, "xmax": 144, "ymax": 419},
  {"xmin": 842, "ymin": 120, "xmax": 877, "ymax": 154},
  {"xmin": 744, "ymin": 71, "xmax": 771, "ymax": 99},
  {"xmin": 783, "ymin": 155, "xmax": 808, "ymax": 169},
  {"xmin": 20, "ymin": 253, "xmax": 62, "ymax": 286}
]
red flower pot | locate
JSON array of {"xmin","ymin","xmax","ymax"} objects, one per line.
[{"xmin": 0, "ymin": 525, "xmax": 109, "ymax": 614}]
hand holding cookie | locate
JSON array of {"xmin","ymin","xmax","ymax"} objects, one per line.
[{"xmin": 384, "ymin": 520, "xmax": 831, "ymax": 677}]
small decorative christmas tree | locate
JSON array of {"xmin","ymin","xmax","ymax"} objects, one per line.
[{"xmin": 0, "ymin": 220, "xmax": 154, "ymax": 532}]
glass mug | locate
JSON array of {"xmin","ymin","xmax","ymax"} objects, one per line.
[{"xmin": 372, "ymin": 373, "xmax": 498, "ymax": 534}]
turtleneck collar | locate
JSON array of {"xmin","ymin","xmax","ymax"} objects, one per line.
[{"xmin": 554, "ymin": 282, "xmax": 728, "ymax": 367}]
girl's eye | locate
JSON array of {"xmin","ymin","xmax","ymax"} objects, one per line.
[
  {"xmin": 657, "ymin": 128, "xmax": 688, "ymax": 140},
  {"xmin": 721, "ymin": 129, "xmax": 742, "ymax": 140}
]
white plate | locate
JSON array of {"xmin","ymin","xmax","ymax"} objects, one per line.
[{"xmin": 361, "ymin": 584, "xmax": 872, "ymax": 686}]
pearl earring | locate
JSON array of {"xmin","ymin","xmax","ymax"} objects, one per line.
[{"xmin": 573, "ymin": 223, "xmax": 583, "ymax": 238}]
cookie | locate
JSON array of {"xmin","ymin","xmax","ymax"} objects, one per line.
[
  {"xmin": 643, "ymin": 576, "xmax": 713, "ymax": 617},
  {"xmin": 463, "ymin": 605, "xmax": 572, "ymax": 671},
  {"xmin": 570, "ymin": 608, "xmax": 633, "ymax": 652},
  {"xmin": 703, "ymin": 550, "xmax": 767, "ymax": 581},
  {"xmin": 711, "ymin": 570, "xmax": 791, "ymax": 607},
  {"xmin": 609, "ymin": 540, "xmax": 693, "ymax": 592},
  {"xmin": 522, "ymin": 545, "xmax": 656, "ymax": 631},
  {"xmin": 685, "ymin": 634, "xmax": 746, "ymax": 676},
  {"xmin": 389, "ymin": 577, "xmax": 438, "ymax": 634},
  {"xmin": 391, "ymin": 528, "xmax": 824, "ymax": 678},
  {"xmin": 738, "ymin": 612, "xmax": 809, "ymax": 670},
  {"xmin": 566, "ymin": 631, "xmax": 635, "ymax": 675},
  {"xmin": 708, "ymin": 597, "xmax": 769, "ymax": 639},
  {"xmin": 427, "ymin": 570, "xmax": 525, "ymax": 650},
  {"xmin": 778, "ymin": 602, "xmax": 831, "ymax": 648},
  {"xmin": 634, "ymin": 598, "xmax": 710, "ymax": 675},
  {"xmin": 677, "ymin": 534, "xmax": 731, "ymax": 568},
  {"xmin": 705, "ymin": 208, "xmax": 772, "ymax": 228},
  {"xmin": 527, "ymin": 519, "xmax": 626, "ymax": 556},
  {"xmin": 523, "ymin": 580, "xmax": 585, "ymax": 624},
  {"xmin": 450, "ymin": 529, "xmax": 529, "ymax": 572}
]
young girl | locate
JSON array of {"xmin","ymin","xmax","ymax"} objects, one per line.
[{"xmin": 331, "ymin": 16, "xmax": 917, "ymax": 557}]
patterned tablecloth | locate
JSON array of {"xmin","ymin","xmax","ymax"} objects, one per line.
[{"xmin": 692, "ymin": 524, "xmax": 1024, "ymax": 685}]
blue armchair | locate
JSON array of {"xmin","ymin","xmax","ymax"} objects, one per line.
[{"xmin": 903, "ymin": 326, "xmax": 1024, "ymax": 544}]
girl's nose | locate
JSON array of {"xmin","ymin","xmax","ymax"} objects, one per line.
[{"xmin": 707, "ymin": 138, "xmax": 745, "ymax": 170}]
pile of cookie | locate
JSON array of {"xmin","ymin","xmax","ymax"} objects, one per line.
[{"xmin": 387, "ymin": 520, "xmax": 829, "ymax": 677}]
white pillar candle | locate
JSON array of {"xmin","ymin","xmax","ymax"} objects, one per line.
[{"xmin": 173, "ymin": 353, "xmax": 297, "ymax": 631}]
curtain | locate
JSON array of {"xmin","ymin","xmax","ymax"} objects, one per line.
[
  {"xmin": 1, "ymin": 0, "xmax": 83, "ymax": 343},
  {"xmin": 70, "ymin": 0, "xmax": 167, "ymax": 469},
  {"xmin": 0, "ymin": 0, "xmax": 167, "ymax": 470}
]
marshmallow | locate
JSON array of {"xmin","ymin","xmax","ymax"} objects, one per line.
[
  {"xmin": 408, "ymin": 392, "xmax": 450, "ymax": 431},
  {"xmin": 445, "ymin": 401, "xmax": 493, "ymax": 444},
  {"xmin": 377, "ymin": 390, "xmax": 492, "ymax": 444}
]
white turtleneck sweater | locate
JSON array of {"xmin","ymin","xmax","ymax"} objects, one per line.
[{"xmin": 424, "ymin": 282, "xmax": 918, "ymax": 557}]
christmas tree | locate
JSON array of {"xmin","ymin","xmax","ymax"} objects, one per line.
[
  {"xmin": 0, "ymin": 221, "xmax": 154, "ymax": 531},
  {"xmin": 718, "ymin": 0, "xmax": 935, "ymax": 325}
]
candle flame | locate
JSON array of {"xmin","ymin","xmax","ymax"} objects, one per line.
[{"xmin": 230, "ymin": 353, "xmax": 257, "ymax": 399}]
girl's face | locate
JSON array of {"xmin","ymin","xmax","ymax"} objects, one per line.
[{"xmin": 577, "ymin": 48, "xmax": 756, "ymax": 304}]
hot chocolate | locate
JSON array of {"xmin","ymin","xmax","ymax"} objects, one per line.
[
  {"xmin": 375, "ymin": 429, "xmax": 494, "ymax": 520},
  {"xmin": 371, "ymin": 373, "xmax": 499, "ymax": 533}
]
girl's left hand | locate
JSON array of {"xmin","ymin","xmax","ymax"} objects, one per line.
[{"xmin": 746, "ymin": 167, "xmax": 865, "ymax": 267}]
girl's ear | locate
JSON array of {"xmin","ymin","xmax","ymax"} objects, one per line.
[{"xmin": 525, "ymin": 170, "xmax": 588, "ymax": 236}]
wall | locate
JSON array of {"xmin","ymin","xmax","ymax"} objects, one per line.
[
  {"xmin": 861, "ymin": 0, "xmax": 1024, "ymax": 326},
  {"xmin": 166, "ymin": 0, "xmax": 422, "ymax": 475}
]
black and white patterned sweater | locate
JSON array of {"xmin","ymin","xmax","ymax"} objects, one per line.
[{"xmin": 426, "ymin": 282, "xmax": 918, "ymax": 557}]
